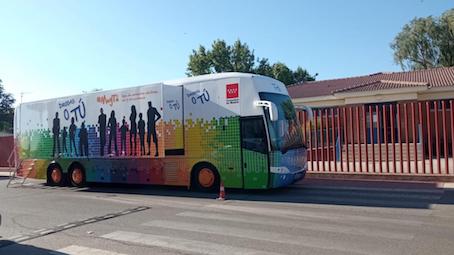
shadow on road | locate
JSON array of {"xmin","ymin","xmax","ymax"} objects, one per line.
[
  {"xmin": 73, "ymin": 178, "xmax": 454, "ymax": 209},
  {"xmin": 0, "ymin": 240, "xmax": 67, "ymax": 255}
]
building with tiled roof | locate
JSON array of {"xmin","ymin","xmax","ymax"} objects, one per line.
[{"xmin": 288, "ymin": 66, "xmax": 454, "ymax": 107}]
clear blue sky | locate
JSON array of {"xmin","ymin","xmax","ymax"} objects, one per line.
[{"xmin": 0, "ymin": 0, "xmax": 452, "ymax": 103}]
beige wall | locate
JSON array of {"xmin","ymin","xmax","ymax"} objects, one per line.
[{"xmin": 292, "ymin": 87, "xmax": 454, "ymax": 108}]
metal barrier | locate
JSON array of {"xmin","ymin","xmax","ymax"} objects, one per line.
[{"xmin": 297, "ymin": 100, "xmax": 454, "ymax": 175}]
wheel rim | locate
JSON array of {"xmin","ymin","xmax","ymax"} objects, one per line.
[
  {"xmin": 72, "ymin": 168, "xmax": 83, "ymax": 185},
  {"xmin": 198, "ymin": 168, "xmax": 215, "ymax": 188},
  {"xmin": 51, "ymin": 168, "xmax": 62, "ymax": 183}
]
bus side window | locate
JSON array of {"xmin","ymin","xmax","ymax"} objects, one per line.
[{"xmin": 241, "ymin": 117, "xmax": 268, "ymax": 154}]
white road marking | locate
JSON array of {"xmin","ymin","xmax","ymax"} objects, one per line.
[
  {"xmin": 102, "ymin": 230, "xmax": 282, "ymax": 255},
  {"xmin": 205, "ymin": 204, "xmax": 423, "ymax": 226},
  {"xmin": 51, "ymin": 245, "xmax": 127, "ymax": 255},
  {"xmin": 177, "ymin": 211, "xmax": 414, "ymax": 240},
  {"xmin": 142, "ymin": 220, "xmax": 384, "ymax": 255}
]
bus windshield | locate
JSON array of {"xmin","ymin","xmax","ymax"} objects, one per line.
[{"xmin": 259, "ymin": 92, "xmax": 305, "ymax": 154}]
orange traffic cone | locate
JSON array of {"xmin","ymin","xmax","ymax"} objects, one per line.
[{"xmin": 217, "ymin": 181, "xmax": 225, "ymax": 200}]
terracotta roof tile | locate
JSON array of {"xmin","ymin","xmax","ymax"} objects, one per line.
[
  {"xmin": 288, "ymin": 66, "xmax": 454, "ymax": 99},
  {"xmin": 333, "ymin": 80, "xmax": 428, "ymax": 93}
]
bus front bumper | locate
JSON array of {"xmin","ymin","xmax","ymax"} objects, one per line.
[{"xmin": 269, "ymin": 166, "xmax": 307, "ymax": 188}]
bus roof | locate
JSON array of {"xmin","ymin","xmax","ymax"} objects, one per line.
[
  {"xmin": 164, "ymin": 72, "xmax": 272, "ymax": 85},
  {"xmin": 17, "ymin": 72, "xmax": 278, "ymax": 106}
]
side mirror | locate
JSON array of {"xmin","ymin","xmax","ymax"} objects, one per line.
[
  {"xmin": 254, "ymin": 100, "xmax": 279, "ymax": 121},
  {"xmin": 294, "ymin": 104, "xmax": 313, "ymax": 122}
]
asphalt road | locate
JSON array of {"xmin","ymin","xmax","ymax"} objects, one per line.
[{"xmin": 0, "ymin": 176, "xmax": 454, "ymax": 255}]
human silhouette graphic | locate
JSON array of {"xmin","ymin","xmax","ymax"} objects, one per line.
[
  {"xmin": 98, "ymin": 108, "xmax": 107, "ymax": 156},
  {"xmin": 79, "ymin": 121, "xmax": 88, "ymax": 157},
  {"xmin": 52, "ymin": 112, "xmax": 60, "ymax": 157},
  {"xmin": 108, "ymin": 110, "xmax": 118, "ymax": 156},
  {"xmin": 146, "ymin": 101, "xmax": 161, "ymax": 157},
  {"xmin": 129, "ymin": 105, "xmax": 137, "ymax": 155},
  {"xmin": 69, "ymin": 117, "xmax": 77, "ymax": 156},
  {"xmin": 138, "ymin": 113, "xmax": 146, "ymax": 156},
  {"xmin": 62, "ymin": 127, "xmax": 68, "ymax": 154},
  {"xmin": 120, "ymin": 117, "xmax": 128, "ymax": 156}
]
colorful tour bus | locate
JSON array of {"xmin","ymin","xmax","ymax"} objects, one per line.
[{"xmin": 14, "ymin": 73, "xmax": 308, "ymax": 190}]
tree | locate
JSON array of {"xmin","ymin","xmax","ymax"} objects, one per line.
[
  {"xmin": 437, "ymin": 9, "xmax": 454, "ymax": 67},
  {"xmin": 210, "ymin": 40, "xmax": 233, "ymax": 73},
  {"xmin": 255, "ymin": 58, "xmax": 273, "ymax": 77},
  {"xmin": 186, "ymin": 45, "xmax": 212, "ymax": 76},
  {"xmin": 0, "ymin": 79, "xmax": 15, "ymax": 133},
  {"xmin": 293, "ymin": 67, "xmax": 316, "ymax": 83},
  {"xmin": 187, "ymin": 39, "xmax": 316, "ymax": 85},
  {"xmin": 391, "ymin": 8, "xmax": 454, "ymax": 70},
  {"xmin": 272, "ymin": 62, "xmax": 294, "ymax": 86},
  {"xmin": 231, "ymin": 40, "xmax": 255, "ymax": 73}
]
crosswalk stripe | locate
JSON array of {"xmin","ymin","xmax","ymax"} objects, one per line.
[
  {"xmin": 231, "ymin": 199, "xmax": 432, "ymax": 217},
  {"xmin": 205, "ymin": 204, "xmax": 423, "ymax": 226},
  {"xmin": 102, "ymin": 231, "xmax": 283, "ymax": 255},
  {"xmin": 51, "ymin": 245, "xmax": 127, "ymax": 255},
  {"xmin": 177, "ymin": 211, "xmax": 414, "ymax": 240},
  {"xmin": 142, "ymin": 220, "xmax": 386, "ymax": 255},
  {"xmin": 255, "ymin": 192, "xmax": 437, "ymax": 209}
]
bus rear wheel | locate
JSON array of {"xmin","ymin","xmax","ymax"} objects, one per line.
[
  {"xmin": 68, "ymin": 163, "xmax": 86, "ymax": 187},
  {"xmin": 46, "ymin": 163, "xmax": 64, "ymax": 186},
  {"xmin": 192, "ymin": 163, "xmax": 219, "ymax": 192}
]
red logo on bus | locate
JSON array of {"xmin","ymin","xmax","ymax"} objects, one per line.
[{"xmin": 226, "ymin": 83, "xmax": 239, "ymax": 99}]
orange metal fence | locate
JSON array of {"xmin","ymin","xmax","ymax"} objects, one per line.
[{"xmin": 297, "ymin": 100, "xmax": 454, "ymax": 175}]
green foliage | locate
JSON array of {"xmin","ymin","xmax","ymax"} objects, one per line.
[
  {"xmin": 272, "ymin": 62, "xmax": 294, "ymax": 86},
  {"xmin": 231, "ymin": 40, "xmax": 255, "ymax": 73},
  {"xmin": 293, "ymin": 67, "xmax": 316, "ymax": 83},
  {"xmin": 0, "ymin": 79, "xmax": 15, "ymax": 133},
  {"xmin": 210, "ymin": 40, "xmax": 233, "ymax": 73},
  {"xmin": 438, "ymin": 9, "xmax": 454, "ymax": 67},
  {"xmin": 186, "ymin": 39, "xmax": 316, "ymax": 85},
  {"xmin": 186, "ymin": 45, "xmax": 212, "ymax": 76},
  {"xmin": 391, "ymin": 8, "xmax": 454, "ymax": 70},
  {"xmin": 255, "ymin": 58, "xmax": 273, "ymax": 77}
]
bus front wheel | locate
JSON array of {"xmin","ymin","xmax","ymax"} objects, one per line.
[
  {"xmin": 46, "ymin": 163, "xmax": 64, "ymax": 186},
  {"xmin": 192, "ymin": 163, "xmax": 220, "ymax": 192}
]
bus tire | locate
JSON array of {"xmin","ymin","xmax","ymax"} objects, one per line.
[
  {"xmin": 68, "ymin": 162, "xmax": 86, "ymax": 187},
  {"xmin": 191, "ymin": 162, "xmax": 220, "ymax": 192},
  {"xmin": 46, "ymin": 163, "xmax": 64, "ymax": 186}
]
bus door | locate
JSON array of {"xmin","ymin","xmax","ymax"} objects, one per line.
[{"xmin": 240, "ymin": 116, "xmax": 269, "ymax": 189}]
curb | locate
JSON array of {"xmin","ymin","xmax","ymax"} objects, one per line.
[{"xmin": 305, "ymin": 172, "xmax": 454, "ymax": 182}]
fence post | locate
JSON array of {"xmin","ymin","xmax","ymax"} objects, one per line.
[
  {"xmin": 426, "ymin": 101, "xmax": 434, "ymax": 174},
  {"xmin": 376, "ymin": 105, "xmax": 382, "ymax": 173},
  {"xmin": 383, "ymin": 105, "xmax": 389, "ymax": 173},
  {"xmin": 325, "ymin": 109, "xmax": 331, "ymax": 172},
  {"xmin": 390, "ymin": 104, "xmax": 396, "ymax": 173},
  {"xmin": 404, "ymin": 103, "xmax": 410, "ymax": 174},
  {"xmin": 451, "ymin": 100, "xmax": 454, "ymax": 175},
  {"xmin": 362, "ymin": 106, "xmax": 369, "ymax": 173},
  {"xmin": 350, "ymin": 107, "xmax": 355, "ymax": 172},
  {"xmin": 331, "ymin": 108, "xmax": 336, "ymax": 172},
  {"xmin": 369, "ymin": 106, "xmax": 375, "ymax": 173},
  {"xmin": 343, "ymin": 108, "xmax": 349, "ymax": 172},
  {"xmin": 442, "ymin": 101, "xmax": 448, "ymax": 173},
  {"xmin": 314, "ymin": 110, "xmax": 319, "ymax": 172},
  {"xmin": 338, "ymin": 108, "xmax": 343, "ymax": 172},
  {"xmin": 356, "ymin": 106, "xmax": 362, "ymax": 173},
  {"xmin": 434, "ymin": 101, "xmax": 441, "ymax": 174},
  {"xmin": 411, "ymin": 102, "xmax": 418, "ymax": 174}
]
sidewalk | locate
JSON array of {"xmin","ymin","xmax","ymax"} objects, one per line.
[{"xmin": 294, "ymin": 175, "xmax": 454, "ymax": 192}]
